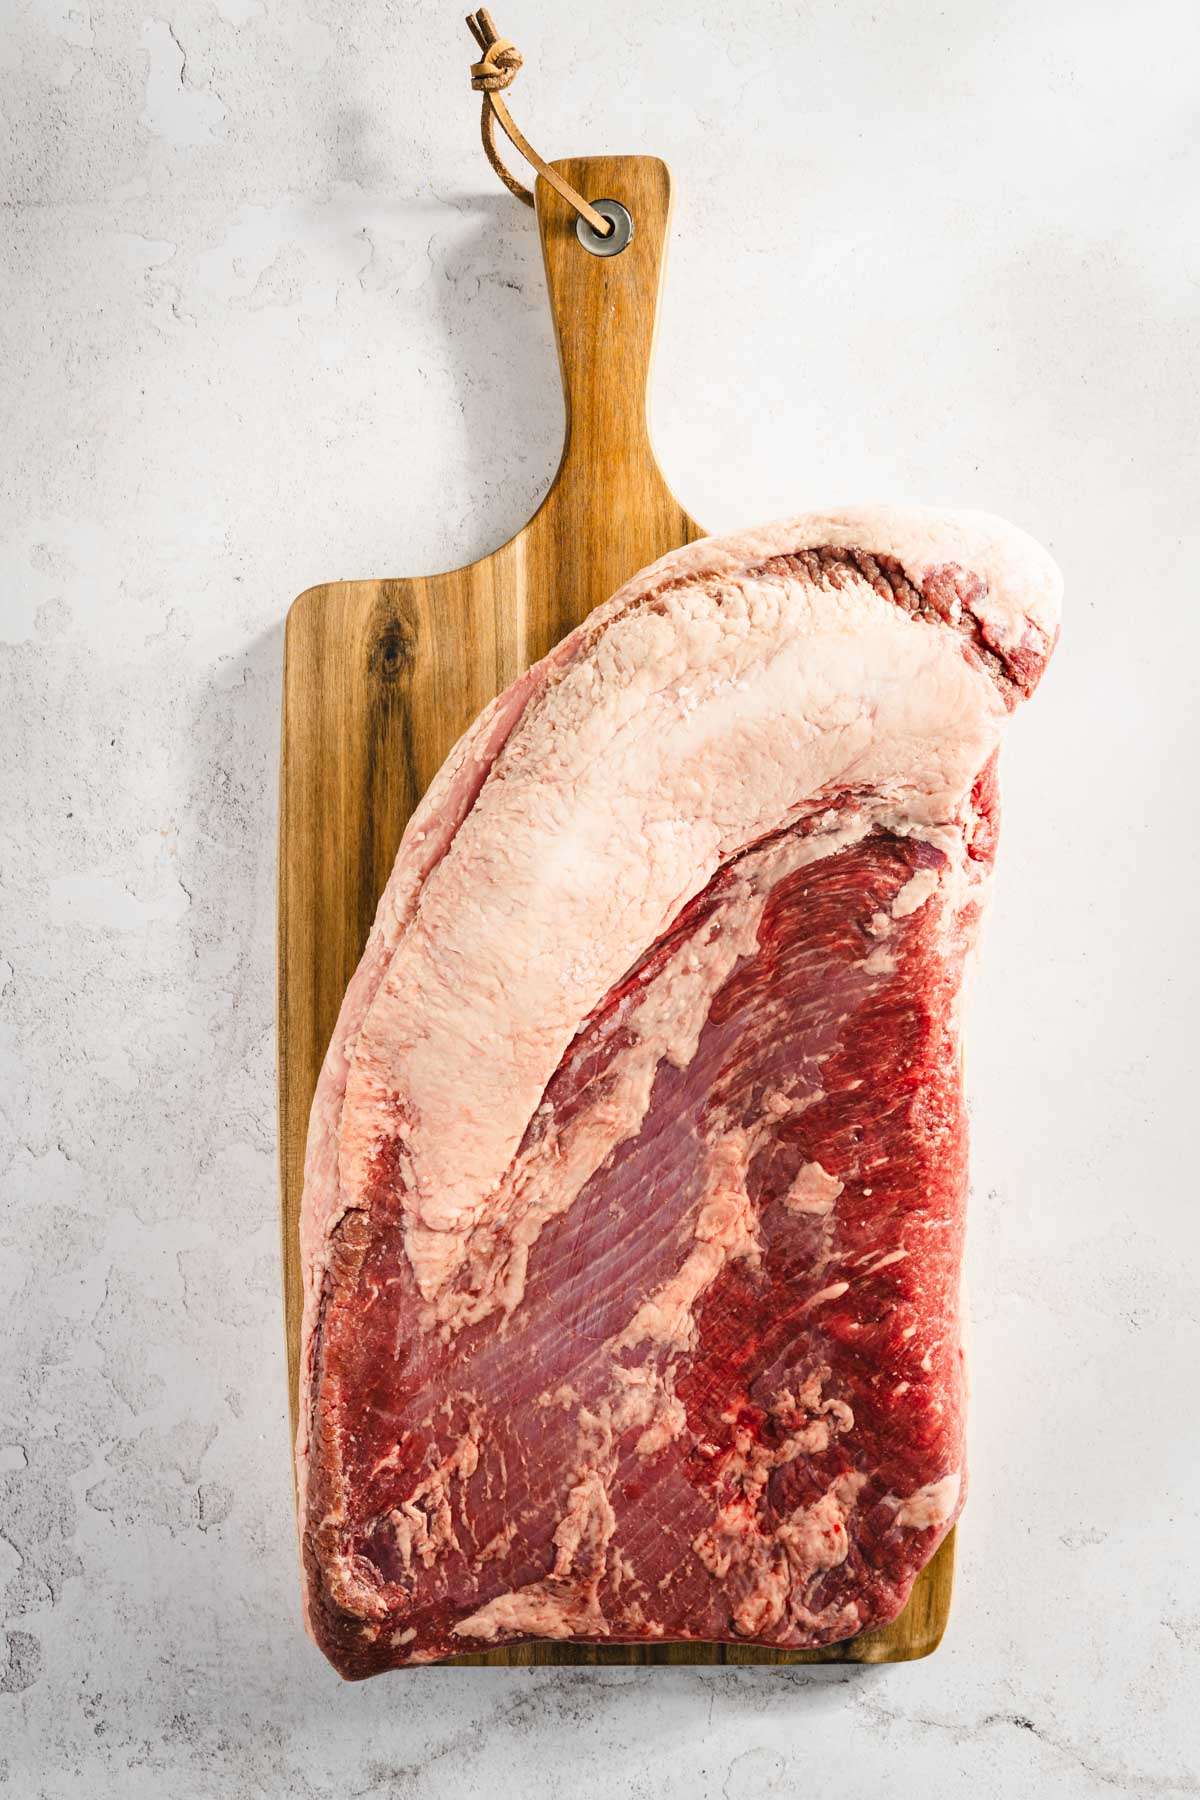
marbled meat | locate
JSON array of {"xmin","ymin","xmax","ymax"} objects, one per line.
[{"xmin": 295, "ymin": 507, "xmax": 1061, "ymax": 1675}]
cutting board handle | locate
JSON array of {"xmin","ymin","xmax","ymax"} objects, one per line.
[{"xmin": 536, "ymin": 155, "xmax": 683, "ymax": 522}]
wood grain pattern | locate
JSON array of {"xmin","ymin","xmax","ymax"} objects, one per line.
[{"xmin": 278, "ymin": 155, "xmax": 955, "ymax": 1666}]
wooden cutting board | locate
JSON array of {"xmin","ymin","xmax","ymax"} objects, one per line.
[{"xmin": 278, "ymin": 154, "xmax": 955, "ymax": 1665}]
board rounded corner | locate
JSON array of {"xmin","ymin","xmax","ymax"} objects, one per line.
[{"xmin": 286, "ymin": 579, "xmax": 339, "ymax": 633}]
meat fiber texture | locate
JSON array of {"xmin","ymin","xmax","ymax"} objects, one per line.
[{"xmin": 296, "ymin": 507, "xmax": 1061, "ymax": 1676}]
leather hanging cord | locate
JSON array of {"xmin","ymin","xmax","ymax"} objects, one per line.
[{"xmin": 466, "ymin": 10, "xmax": 613, "ymax": 236}]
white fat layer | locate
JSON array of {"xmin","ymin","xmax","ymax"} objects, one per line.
[
  {"xmin": 342, "ymin": 556, "xmax": 1022, "ymax": 1301},
  {"xmin": 610, "ymin": 506, "xmax": 1061, "ymax": 660}
]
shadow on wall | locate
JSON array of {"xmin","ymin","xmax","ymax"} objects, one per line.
[
  {"xmin": 308, "ymin": 117, "xmax": 566, "ymax": 574},
  {"xmin": 426, "ymin": 190, "xmax": 566, "ymax": 568}
]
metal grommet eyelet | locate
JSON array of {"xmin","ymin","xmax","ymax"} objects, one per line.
[{"xmin": 575, "ymin": 198, "xmax": 634, "ymax": 257}]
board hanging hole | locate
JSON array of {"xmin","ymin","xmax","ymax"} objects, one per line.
[{"xmin": 576, "ymin": 199, "xmax": 633, "ymax": 257}]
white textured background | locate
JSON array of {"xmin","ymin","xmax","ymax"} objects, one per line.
[{"xmin": 2, "ymin": 0, "xmax": 1198, "ymax": 1793}]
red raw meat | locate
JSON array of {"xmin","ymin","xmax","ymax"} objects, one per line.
[{"xmin": 294, "ymin": 509, "xmax": 1060, "ymax": 1675}]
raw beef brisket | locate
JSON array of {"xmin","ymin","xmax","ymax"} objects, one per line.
[{"xmin": 296, "ymin": 507, "xmax": 1061, "ymax": 1675}]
